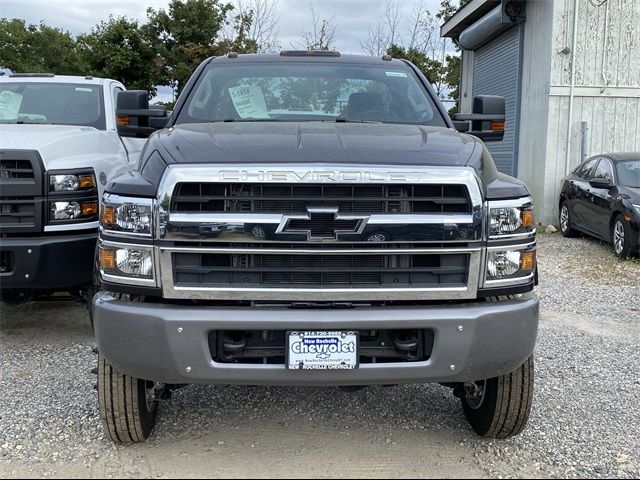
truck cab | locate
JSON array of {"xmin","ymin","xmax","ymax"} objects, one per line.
[
  {"xmin": 0, "ymin": 74, "xmax": 145, "ymax": 305},
  {"xmin": 93, "ymin": 52, "xmax": 539, "ymax": 443}
]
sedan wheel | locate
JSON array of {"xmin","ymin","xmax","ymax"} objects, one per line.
[
  {"xmin": 559, "ymin": 203, "xmax": 576, "ymax": 237},
  {"xmin": 612, "ymin": 215, "xmax": 632, "ymax": 258}
]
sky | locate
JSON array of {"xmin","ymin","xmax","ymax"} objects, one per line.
[{"xmin": 1, "ymin": 0, "xmax": 451, "ymax": 102}]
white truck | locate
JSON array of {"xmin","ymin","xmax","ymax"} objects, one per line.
[{"xmin": 0, "ymin": 74, "xmax": 147, "ymax": 306}]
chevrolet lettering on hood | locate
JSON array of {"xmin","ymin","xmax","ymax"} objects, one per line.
[{"xmin": 219, "ymin": 169, "xmax": 431, "ymax": 183}]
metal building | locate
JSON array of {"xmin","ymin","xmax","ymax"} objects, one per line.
[{"xmin": 441, "ymin": 0, "xmax": 640, "ymax": 224}]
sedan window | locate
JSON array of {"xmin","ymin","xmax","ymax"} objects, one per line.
[
  {"xmin": 593, "ymin": 159, "xmax": 614, "ymax": 181},
  {"xmin": 616, "ymin": 160, "xmax": 640, "ymax": 188},
  {"xmin": 577, "ymin": 158, "xmax": 598, "ymax": 179}
]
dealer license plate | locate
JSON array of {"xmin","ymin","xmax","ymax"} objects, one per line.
[{"xmin": 286, "ymin": 331, "xmax": 359, "ymax": 370}]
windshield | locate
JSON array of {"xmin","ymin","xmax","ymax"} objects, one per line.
[
  {"xmin": 177, "ymin": 62, "xmax": 446, "ymax": 126},
  {"xmin": 0, "ymin": 82, "xmax": 105, "ymax": 129},
  {"xmin": 616, "ymin": 160, "xmax": 640, "ymax": 188}
]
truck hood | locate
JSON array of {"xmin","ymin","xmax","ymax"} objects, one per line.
[
  {"xmin": 158, "ymin": 122, "xmax": 478, "ymax": 167},
  {"xmin": 114, "ymin": 121, "xmax": 529, "ymax": 200},
  {"xmin": 0, "ymin": 124, "xmax": 125, "ymax": 171}
]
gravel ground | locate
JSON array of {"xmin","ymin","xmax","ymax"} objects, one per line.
[{"xmin": 0, "ymin": 232, "xmax": 639, "ymax": 479}]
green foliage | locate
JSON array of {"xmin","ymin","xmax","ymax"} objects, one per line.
[
  {"xmin": 437, "ymin": 0, "xmax": 472, "ymax": 22},
  {"xmin": 444, "ymin": 54, "xmax": 461, "ymax": 113},
  {"xmin": 146, "ymin": 0, "xmax": 254, "ymax": 96},
  {"xmin": 387, "ymin": 44, "xmax": 444, "ymax": 87},
  {"xmin": 77, "ymin": 16, "xmax": 160, "ymax": 94},
  {"xmin": 0, "ymin": 18, "xmax": 84, "ymax": 74},
  {"xmin": 0, "ymin": 0, "xmax": 267, "ymax": 99}
]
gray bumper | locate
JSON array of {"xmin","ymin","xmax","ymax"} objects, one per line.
[{"xmin": 93, "ymin": 293, "xmax": 539, "ymax": 386}]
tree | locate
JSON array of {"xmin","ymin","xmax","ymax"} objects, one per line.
[
  {"xmin": 233, "ymin": 0, "xmax": 280, "ymax": 53},
  {"xmin": 145, "ymin": 0, "xmax": 236, "ymax": 96},
  {"xmin": 77, "ymin": 16, "xmax": 160, "ymax": 94},
  {"xmin": 387, "ymin": 44, "xmax": 444, "ymax": 89},
  {"xmin": 436, "ymin": 0, "xmax": 472, "ymax": 112},
  {"xmin": 296, "ymin": 3, "xmax": 337, "ymax": 51},
  {"xmin": 0, "ymin": 19, "xmax": 84, "ymax": 75},
  {"xmin": 360, "ymin": 0, "xmax": 400, "ymax": 57}
]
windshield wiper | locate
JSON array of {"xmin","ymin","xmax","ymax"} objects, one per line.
[{"xmin": 332, "ymin": 118, "xmax": 383, "ymax": 124}]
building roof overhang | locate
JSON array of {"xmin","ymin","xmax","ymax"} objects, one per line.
[{"xmin": 440, "ymin": 0, "xmax": 501, "ymax": 38}]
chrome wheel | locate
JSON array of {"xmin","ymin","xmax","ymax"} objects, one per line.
[
  {"xmin": 464, "ymin": 380, "xmax": 487, "ymax": 410},
  {"xmin": 560, "ymin": 205, "xmax": 570, "ymax": 233},
  {"xmin": 613, "ymin": 220, "xmax": 625, "ymax": 255}
]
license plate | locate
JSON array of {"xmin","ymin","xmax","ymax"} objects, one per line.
[{"xmin": 286, "ymin": 331, "xmax": 359, "ymax": 370}]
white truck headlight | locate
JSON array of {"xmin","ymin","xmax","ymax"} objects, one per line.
[
  {"xmin": 101, "ymin": 194, "xmax": 153, "ymax": 237},
  {"xmin": 486, "ymin": 249, "xmax": 535, "ymax": 280},
  {"xmin": 49, "ymin": 173, "xmax": 96, "ymax": 192},
  {"xmin": 99, "ymin": 245, "xmax": 154, "ymax": 279},
  {"xmin": 489, "ymin": 198, "xmax": 535, "ymax": 237},
  {"xmin": 50, "ymin": 201, "xmax": 98, "ymax": 221}
]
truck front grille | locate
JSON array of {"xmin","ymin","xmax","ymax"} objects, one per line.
[
  {"xmin": 0, "ymin": 151, "xmax": 45, "ymax": 233},
  {"xmin": 171, "ymin": 183, "xmax": 472, "ymax": 214},
  {"xmin": 158, "ymin": 165, "xmax": 484, "ymax": 301},
  {"xmin": 0, "ymin": 159, "xmax": 35, "ymax": 180},
  {"xmin": 0, "ymin": 198, "xmax": 38, "ymax": 229},
  {"xmin": 173, "ymin": 251, "xmax": 469, "ymax": 288}
]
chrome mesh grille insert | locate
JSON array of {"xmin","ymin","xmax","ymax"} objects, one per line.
[
  {"xmin": 171, "ymin": 183, "xmax": 472, "ymax": 214},
  {"xmin": 173, "ymin": 251, "xmax": 469, "ymax": 288}
]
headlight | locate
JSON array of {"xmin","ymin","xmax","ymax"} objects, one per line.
[
  {"xmin": 101, "ymin": 194, "xmax": 153, "ymax": 237},
  {"xmin": 99, "ymin": 244, "xmax": 155, "ymax": 282},
  {"xmin": 49, "ymin": 172, "xmax": 96, "ymax": 192},
  {"xmin": 485, "ymin": 246, "xmax": 536, "ymax": 283},
  {"xmin": 489, "ymin": 198, "xmax": 535, "ymax": 237},
  {"xmin": 50, "ymin": 201, "xmax": 98, "ymax": 221}
]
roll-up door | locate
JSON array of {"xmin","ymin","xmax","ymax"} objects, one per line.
[{"xmin": 472, "ymin": 25, "xmax": 522, "ymax": 176}]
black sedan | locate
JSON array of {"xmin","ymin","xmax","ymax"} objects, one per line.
[{"xmin": 559, "ymin": 153, "xmax": 640, "ymax": 257}]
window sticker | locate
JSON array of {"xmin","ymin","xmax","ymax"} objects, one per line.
[
  {"xmin": 228, "ymin": 85, "xmax": 270, "ymax": 119},
  {"xmin": 0, "ymin": 91, "xmax": 23, "ymax": 119},
  {"xmin": 75, "ymin": 87, "xmax": 94, "ymax": 93},
  {"xmin": 385, "ymin": 71, "xmax": 408, "ymax": 78}
]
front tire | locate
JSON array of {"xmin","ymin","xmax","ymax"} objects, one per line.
[
  {"xmin": 461, "ymin": 355, "xmax": 534, "ymax": 438},
  {"xmin": 559, "ymin": 202, "xmax": 577, "ymax": 237},
  {"xmin": 612, "ymin": 215, "xmax": 633, "ymax": 258},
  {"xmin": 98, "ymin": 355, "xmax": 159, "ymax": 444}
]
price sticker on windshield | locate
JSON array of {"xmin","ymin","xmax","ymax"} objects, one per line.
[
  {"xmin": 0, "ymin": 91, "xmax": 23, "ymax": 119},
  {"xmin": 228, "ymin": 85, "xmax": 270, "ymax": 119}
]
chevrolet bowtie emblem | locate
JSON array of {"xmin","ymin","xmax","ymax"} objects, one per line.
[{"xmin": 276, "ymin": 207, "xmax": 368, "ymax": 241}]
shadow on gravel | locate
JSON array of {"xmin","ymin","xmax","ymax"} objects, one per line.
[
  {"xmin": 0, "ymin": 300, "xmax": 92, "ymax": 336},
  {"xmin": 147, "ymin": 381, "xmax": 474, "ymax": 445}
]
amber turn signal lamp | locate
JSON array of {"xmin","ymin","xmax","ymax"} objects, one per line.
[
  {"xmin": 116, "ymin": 115, "xmax": 129, "ymax": 126},
  {"xmin": 521, "ymin": 208, "xmax": 534, "ymax": 229},
  {"xmin": 490, "ymin": 121, "xmax": 505, "ymax": 131},
  {"xmin": 521, "ymin": 251, "xmax": 536, "ymax": 272},
  {"xmin": 81, "ymin": 202, "xmax": 98, "ymax": 216},
  {"xmin": 99, "ymin": 248, "xmax": 116, "ymax": 270},
  {"xmin": 78, "ymin": 175, "xmax": 96, "ymax": 189},
  {"xmin": 101, "ymin": 206, "xmax": 116, "ymax": 225}
]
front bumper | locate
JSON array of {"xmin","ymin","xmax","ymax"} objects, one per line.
[
  {"xmin": 0, "ymin": 232, "xmax": 96, "ymax": 290},
  {"xmin": 94, "ymin": 292, "xmax": 539, "ymax": 386}
]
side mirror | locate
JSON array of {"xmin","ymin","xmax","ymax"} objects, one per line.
[
  {"xmin": 453, "ymin": 120, "xmax": 469, "ymax": 133},
  {"xmin": 452, "ymin": 95, "xmax": 505, "ymax": 142},
  {"xmin": 116, "ymin": 91, "xmax": 168, "ymax": 138},
  {"xmin": 589, "ymin": 178, "xmax": 612, "ymax": 189}
]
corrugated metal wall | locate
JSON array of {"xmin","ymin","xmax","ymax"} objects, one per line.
[
  {"xmin": 472, "ymin": 26, "xmax": 522, "ymax": 176},
  {"xmin": 540, "ymin": 0, "xmax": 640, "ymax": 224}
]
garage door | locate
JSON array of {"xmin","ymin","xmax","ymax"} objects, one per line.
[{"xmin": 472, "ymin": 26, "xmax": 522, "ymax": 176}]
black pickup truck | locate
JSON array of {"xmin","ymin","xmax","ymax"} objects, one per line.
[{"xmin": 94, "ymin": 51, "xmax": 538, "ymax": 443}]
